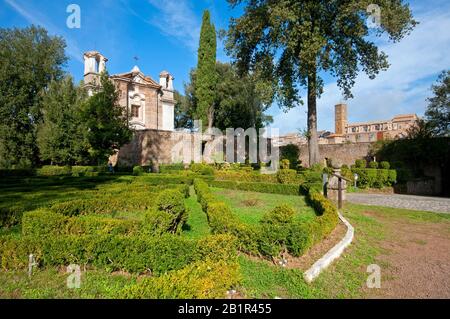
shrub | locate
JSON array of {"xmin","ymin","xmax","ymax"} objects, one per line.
[
  {"xmin": 22, "ymin": 209, "xmax": 141, "ymax": 237},
  {"xmin": 280, "ymin": 159, "xmax": 290, "ymax": 170},
  {"xmin": 190, "ymin": 163, "xmax": 214, "ymax": 175},
  {"xmin": 354, "ymin": 159, "xmax": 366, "ymax": 169},
  {"xmin": 117, "ymin": 260, "xmax": 241, "ymax": 299},
  {"xmin": 276, "ymin": 169, "xmax": 299, "ymax": 184},
  {"xmin": 214, "ymin": 170, "xmax": 278, "ymax": 183},
  {"xmin": 37, "ymin": 166, "xmax": 72, "ymax": 176},
  {"xmin": 380, "ymin": 161, "xmax": 390, "ymax": 169},
  {"xmin": 258, "ymin": 205, "xmax": 295, "ymax": 257},
  {"xmin": 132, "ymin": 166, "xmax": 144, "ymax": 176},
  {"xmin": 368, "ymin": 161, "xmax": 379, "ymax": 169},
  {"xmin": 142, "ymin": 189, "xmax": 188, "ymax": 235},
  {"xmin": 299, "ymin": 170, "xmax": 322, "ymax": 183},
  {"xmin": 280, "ymin": 144, "xmax": 300, "ymax": 169},
  {"xmin": 209, "ymin": 180, "xmax": 301, "ymax": 196},
  {"xmin": 388, "ymin": 170, "xmax": 397, "ymax": 185},
  {"xmin": 159, "ymin": 163, "xmax": 185, "ymax": 174},
  {"xmin": 71, "ymin": 166, "xmax": 96, "ymax": 177}
]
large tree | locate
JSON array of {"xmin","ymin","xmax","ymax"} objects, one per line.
[
  {"xmin": 0, "ymin": 26, "xmax": 67, "ymax": 168},
  {"xmin": 37, "ymin": 76, "xmax": 88, "ymax": 165},
  {"xmin": 425, "ymin": 70, "xmax": 449, "ymax": 137},
  {"xmin": 181, "ymin": 62, "xmax": 273, "ymax": 131},
  {"xmin": 195, "ymin": 10, "xmax": 218, "ymax": 129},
  {"xmin": 225, "ymin": 0, "xmax": 417, "ymax": 165},
  {"xmin": 81, "ymin": 72, "xmax": 132, "ymax": 164}
]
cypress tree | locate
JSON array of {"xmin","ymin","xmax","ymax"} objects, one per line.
[{"xmin": 195, "ymin": 10, "xmax": 217, "ymax": 129}]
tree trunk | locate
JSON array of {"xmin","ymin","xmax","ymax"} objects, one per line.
[
  {"xmin": 307, "ymin": 70, "xmax": 320, "ymax": 166},
  {"xmin": 207, "ymin": 105, "xmax": 214, "ymax": 130}
]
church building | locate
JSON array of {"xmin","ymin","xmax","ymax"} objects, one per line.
[{"xmin": 83, "ymin": 51, "xmax": 176, "ymax": 131}]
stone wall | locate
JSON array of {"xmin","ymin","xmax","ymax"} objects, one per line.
[{"xmin": 297, "ymin": 142, "xmax": 373, "ymax": 167}]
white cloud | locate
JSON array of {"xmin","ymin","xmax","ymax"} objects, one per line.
[
  {"xmin": 146, "ymin": 0, "xmax": 201, "ymax": 52},
  {"xmin": 270, "ymin": 5, "xmax": 450, "ymax": 134},
  {"xmin": 4, "ymin": 0, "xmax": 83, "ymax": 63}
]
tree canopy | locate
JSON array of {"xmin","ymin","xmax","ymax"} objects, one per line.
[
  {"xmin": 0, "ymin": 25, "xmax": 67, "ymax": 168},
  {"xmin": 195, "ymin": 10, "xmax": 218, "ymax": 129},
  {"xmin": 81, "ymin": 72, "xmax": 132, "ymax": 164},
  {"xmin": 179, "ymin": 62, "xmax": 273, "ymax": 131},
  {"xmin": 425, "ymin": 70, "xmax": 450, "ymax": 137},
  {"xmin": 37, "ymin": 76, "xmax": 88, "ymax": 165},
  {"xmin": 225, "ymin": 0, "xmax": 417, "ymax": 165}
]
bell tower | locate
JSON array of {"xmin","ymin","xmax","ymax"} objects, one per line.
[
  {"xmin": 83, "ymin": 51, "xmax": 108, "ymax": 95},
  {"xmin": 335, "ymin": 103, "xmax": 348, "ymax": 135}
]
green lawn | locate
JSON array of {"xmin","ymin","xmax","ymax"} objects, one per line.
[
  {"xmin": 211, "ymin": 187, "xmax": 316, "ymax": 225},
  {"xmin": 182, "ymin": 186, "xmax": 210, "ymax": 239}
]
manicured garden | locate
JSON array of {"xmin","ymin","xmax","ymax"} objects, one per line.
[{"xmin": 2, "ymin": 160, "xmax": 440, "ymax": 299}]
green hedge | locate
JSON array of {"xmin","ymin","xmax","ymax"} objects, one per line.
[
  {"xmin": 37, "ymin": 166, "xmax": 72, "ymax": 176},
  {"xmin": 22, "ymin": 209, "xmax": 141, "ymax": 237},
  {"xmin": 194, "ymin": 179, "xmax": 258, "ymax": 254},
  {"xmin": 190, "ymin": 163, "xmax": 215, "ymax": 176},
  {"xmin": 194, "ymin": 179, "xmax": 339, "ymax": 258},
  {"xmin": 117, "ymin": 260, "xmax": 240, "ymax": 299},
  {"xmin": 159, "ymin": 163, "xmax": 185, "ymax": 174},
  {"xmin": 49, "ymin": 185, "xmax": 189, "ymax": 217},
  {"xmin": 209, "ymin": 180, "xmax": 301, "ymax": 196},
  {"xmin": 0, "ymin": 233, "xmax": 237, "ymax": 274},
  {"xmin": 351, "ymin": 168, "xmax": 397, "ymax": 188}
]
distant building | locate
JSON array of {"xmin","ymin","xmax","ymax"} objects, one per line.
[
  {"xmin": 276, "ymin": 103, "xmax": 419, "ymax": 146},
  {"xmin": 334, "ymin": 104, "xmax": 419, "ymax": 143}
]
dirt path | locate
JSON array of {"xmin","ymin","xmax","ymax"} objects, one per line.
[{"xmin": 364, "ymin": 210, "xmax": 450, "ymax": 298}]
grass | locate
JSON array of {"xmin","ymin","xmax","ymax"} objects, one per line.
[
  {"xmin": 211, "ymin": 187, "xmax": 316, "ymax": 225},
  {"xmin": 0, "ymin": 267, "xmax": 137, "ymax": 299},
  {"xmin": 238, "ymin": 202, "xmax": 450, "ymax": 299},
  {"xmin": 182, "ymin": 187, "xmax": 210, "ymax": 239},
  {"xmin": 2, "ymin": 175, "xmax": 450, "ymax": 299}
]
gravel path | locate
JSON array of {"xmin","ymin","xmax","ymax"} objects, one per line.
[{"xmin": 346, "ymin": 193, "xmax": 450, "ymax": 213}]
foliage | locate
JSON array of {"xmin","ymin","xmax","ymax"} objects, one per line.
[
  {"xmin": 425, "ymin": 70, "xmax": 449, "ymax": 137},
  {"xmin": 276, "ymin": 169, "xmax": 299, "ymax": 184},
  {"xmin": 117, "ymin": 260, "xmax": 240, "ymax": 299},
  {"xmin": 37, "ymin": 76, "xmax": 88, "ymax": 165},
  {"xmin": 37, "ymin": 165, "xmax": 72, "ymax": 176},
  {"xmin": 280, "ymin": 144, "xmax": 300, "ymax": 169},
  {"xmin": 0, "ymin": 25, "xmax": 67, "ymax": 168},
  {"xmin": 159, "ymin": 163, "xmax": 185, "ymax": 174},
  {"xmin": 209, "ymin": 180, "xmax": 301, "ymax": 196},
  {"xmin": 132, "ymin": 166, "xmax": 144, "ymax": 176},
  {"xmin": 195, "ymin": 10, "xmax": 217, "ymax": 128},
  {"xmin": 351, "ymin": 168, "xmax": 396, "ymax": 188},
  {"xmin": 22, "ymin": 209, "xmax": 140, "ymax": 237},
  {"xmin": 258, "ymin": 205, "xmax": 295, "ymax": 257},
  {"xmin": 354, "ymin": 159, "xmax": 367, "ymax": 169},
  {"xmin": 143, "ymin": 189, "xmax": 188, "ymax": 235},
  {"xmin": 380, "ymin": 161, "xmax": 390, "ymax": 169},
  {"xmin": 368, "ymin": 161, "xmax": 379, "ymax": 169},
  {"xmin": 190, "ymin": 163, "xmax": 214, "ymax": 175},
  {"xmin": 80, "ymin": 72, "xmax": 132, "ymax": 164},
  {"xmin": 182, "ymin": 62, "xmax": 273, "ymax": 131}
]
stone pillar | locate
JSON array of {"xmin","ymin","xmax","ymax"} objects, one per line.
[{"xmin": 326, "ymin": 159, "xmax": 347, "ymax": 202}]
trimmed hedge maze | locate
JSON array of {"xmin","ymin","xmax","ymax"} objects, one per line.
[
  {"xmin": 0, "ymin": 165, "xmax": 340, "ymax": 299},
  {"xmin": 194, "ymin": 179, "xmax": 339, "ymax": 258}
]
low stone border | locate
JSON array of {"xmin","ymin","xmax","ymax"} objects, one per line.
[{"xmin": 303, "ymin": 212, "xmax": 354, "ymax": 283}]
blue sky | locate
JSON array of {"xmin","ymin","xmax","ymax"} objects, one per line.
[{"xmin": 1, "ymin": 0, "xmax": 449, "ymax": 134}]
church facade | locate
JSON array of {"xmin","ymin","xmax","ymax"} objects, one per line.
[{"xmin": 83, "ymin": 51, "xmax": 175, "ymax": 132}]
